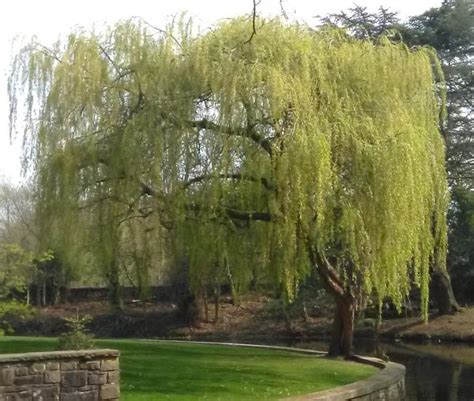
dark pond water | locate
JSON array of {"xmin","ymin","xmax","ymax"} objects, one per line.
[
  {"xmin": 385, "ymin": 344, "xmax": 474, "ymax": 401},
  {"xmin": 289, "ymin": 340, "xmax": 474, "ymax": 401}
]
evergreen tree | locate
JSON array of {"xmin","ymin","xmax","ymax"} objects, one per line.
[{"xmin": 403, "ymin": 0, "xmax": 473, "ymax": 190}]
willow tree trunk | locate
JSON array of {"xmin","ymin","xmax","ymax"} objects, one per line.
[
  {"xmin": 328, "ymin": 294, "xmax": 356, "ymax": 357},
  {"xmin": 431, "ymin": 269, "xmax": 461, "ymax": 315},
  {"xmin": 311, "ymin": 250, "xmax": 356, "ymax": 358}
]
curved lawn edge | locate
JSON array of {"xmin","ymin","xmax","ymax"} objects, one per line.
[
  {"xmin": 0, "ymin": 337, "xmax": 404, "ymax": 400},
  {"xmin": 140, "ymin": 339, "xmax": 327, "ymax": 356},
  {"xmin": 282, "ymin": 359, "xmax": 405, "ymax": 401},
  {"xmin": 151, "ymin": 340, "xmax": 405, "ymax": 401}
]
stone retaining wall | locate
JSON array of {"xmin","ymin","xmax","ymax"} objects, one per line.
[
  {"xmin": 283, "ymin": 356, "xmax": 405, "ymax": 401},
  {"xmin": 0, "ymin": 349, "xmax": 119, "ymax": 401}
]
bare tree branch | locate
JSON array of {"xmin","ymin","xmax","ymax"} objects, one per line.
[
  {"xmin": 280, "ymin": 0, "xmax": 289, "ymax": 20},
  {"xmin": 244, "ymin": 0, "xmax": 261, "ymax": 44},
  {"xmin": 131, "ymin": 16, "xmax": 184, "ymax": 51}
]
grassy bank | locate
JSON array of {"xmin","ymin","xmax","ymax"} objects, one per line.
[{"xmin": 0, "ymin": 337, "xmax": 376, "ymax": 401}]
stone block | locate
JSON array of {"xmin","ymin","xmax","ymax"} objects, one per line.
[
  {"xmin": 15, "ymin": 367, "xmax": 30, "ymax": 376},
  {"xmin": 101, "ymin": 360, "xmax": 118, "ymax": 372},
  {"xmin": 60, "ymin": 390, "xmax": 97, "ymax": 401},
  {"xmin": 36, "ymin": 395, "xmax": 59, "ymax": 401},
  {"xmin": 30, "ymin": 364, "xmax": 45, "ymax": 374},
  {"xmin": 80, "ymin": 361, "xmax": 101, "ymax": 371},
  {"xmin": 44, "ymin": 370, "xmax": 61, "ymax": 384},
  {"xmin": 100, "ymin": 384, "xmax": 119, "ymax": 400},
  {"xmin": 59, "ymin": 362, "xmax": 77, "ymax": 371},
  {"xmin": 61, "ymin": 385, "xmax": 95, "ymax": 393},
  {"xmin": 373, "ymin": 390, "xmax": 387, "ymax": 400},
  {"xmin": 88, "ymin": 373, "xmax": 106, "ymax": 385},
  {"xmin": 106, "ymin": 371, "xmax": 119, "ymax": 384},
  {"xmin": 387, "ymin": 383, "xmax": 401, "ymax": 399},
  {"xmin": 0, "ymin": 368, "xmax": 15, "ymax": 386},
  {"xmin": 0, "ymin": 385, "xmax": 32, "ymax": 393},
  {"xmin": 61, "ymin": 371, "xmax": 87, "ymax": 388},
  {"xmin": 46, "ymin": 363, "xmax": 59, "ymax": 371},
  {"xmin": 10, "ymin": 389, "xmax": 32, "ymax": 400},
  {"xmin": 32, "ymin": 386, "xmax": 59, "ymax": 401},
  {"xmin": 14, "ymin": 375, "xmax": 43, "ymax": 386}
]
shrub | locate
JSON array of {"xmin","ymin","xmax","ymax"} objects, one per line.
[
  {"xmin": 57, "ymin": 313, "xmax": 95, "ymax": 350},
  {"xmin": 0, "ymin": 301, "xmax": 32, "ymax": 335}
]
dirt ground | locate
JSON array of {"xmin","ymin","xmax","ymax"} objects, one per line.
[
  {"xmin": 8, "ymin": 294, "xmax": 474, "ymax": 344},
  {"xmin": 8, "ymin": 293, "xmax": 331, "ymax": 341},
  {"xmin": 380, "ymin": 307, "xmax": 474, "ymax": 342}
]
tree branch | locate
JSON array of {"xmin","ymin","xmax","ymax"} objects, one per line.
[
  {"xmin": 244, "ymin": 0, "xmax": 262, "ymax": 44},
  {"xmin": 309, "ymin": 248, "xmax": 346, "ymax": 298},
  {"xmin": 131, "ymin": 16, "xmax": 184, "ymax": 51},
  {"xmin": 280, "ymin": 0, "xmax": 289, "ymax": 20},
  {"xmin": 224, "ymin": 208, "xmax": 272, "ymax": 222},
  {"xmin": 183, "ymin": 173, "xmax": 274, "ymax": 191},
  {"xmin": 189, "ymin": 118, "xmax": 272, "ymax": 156},
  {"xmin": 99, "ymin": 45, "xmax": 121, "ymax": 75},
  {"xmin": 117, "ymin": 209, "xmax": 154, "ymax": 225},
  {"xmin": 186, "ymin": 202, "xmax": 271, "ymax": 222}
]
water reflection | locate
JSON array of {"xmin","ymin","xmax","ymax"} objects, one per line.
[
  {"xmin": 289, "ymin": 340, "xmax": 474, "ymax": 401},
  {"xmin": 387, "ymin": 345, "xmax": 474, "ymax": 401}
]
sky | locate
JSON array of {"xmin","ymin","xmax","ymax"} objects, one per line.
[{"xmin": 0, "ymin": 0, "xmax": 443, "ymax": 184}]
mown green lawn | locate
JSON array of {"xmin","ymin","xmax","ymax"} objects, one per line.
[{"xmin": 0, "ymin": 337, "xmax": 376, "ymax": 401}]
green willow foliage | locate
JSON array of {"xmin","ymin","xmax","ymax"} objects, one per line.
[{"xmin": 9, "ymin": 18, "xmax": 448, "ymax": 315}]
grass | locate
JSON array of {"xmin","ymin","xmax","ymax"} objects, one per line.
[{"xmin": 0, "ymin": 337, "xmax": 377, "ymax": 401}]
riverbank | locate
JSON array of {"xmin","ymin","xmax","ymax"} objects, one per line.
[
  {"xmin": 6, "ymin": 294, "xmax": 474, "ymax": 344},
  {"xmin": 379, "ymin": 307, "xmax": 474, "ymax": 343}
]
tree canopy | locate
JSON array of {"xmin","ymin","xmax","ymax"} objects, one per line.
[
  {"xmin": 9, "ymin": 18, "xmax": 449, "ymax": 354},
  {"xmin": 321, "ymin": 1, "xmax": 472, "ymax": 315}
]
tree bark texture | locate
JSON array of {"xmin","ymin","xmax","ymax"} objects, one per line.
[
  {"xmin": 310, "ymin": 249, "xmax": 356, "ymax": 358},
  {"xmin": 431, "ymin": 269, "xmax": 461, "ymax": 315},
  {"xmin": 328, "ymin": 295, "xmax": 356, "ymax": 357}
]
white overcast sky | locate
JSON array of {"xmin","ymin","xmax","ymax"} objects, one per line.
[{"xmin": 0, "ymin": 0, "xmax": 442, "ymax": 184}]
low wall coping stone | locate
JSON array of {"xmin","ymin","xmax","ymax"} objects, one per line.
[
  {"xmin": 0, "ymin": 349, "xmax": 119, "ymax": 364},
  {"xmin": 283, "ymin": 358, "xmax": 405, "ymax": 401}
]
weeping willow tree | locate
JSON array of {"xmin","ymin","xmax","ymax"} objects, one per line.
[{"xmin": 9, "ymin": 17, "xmax": 448, "ymax": 356}]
